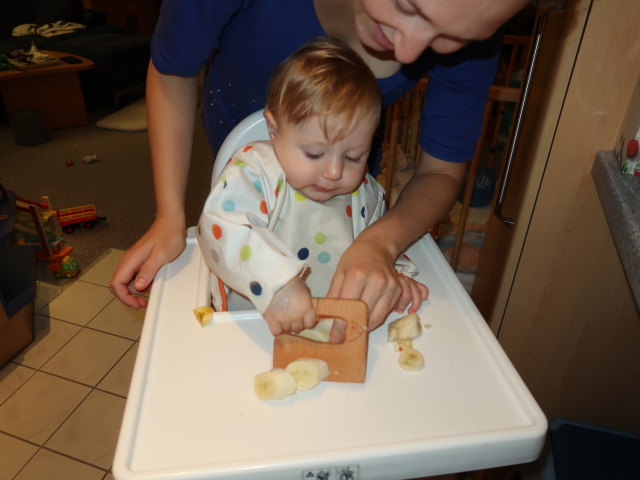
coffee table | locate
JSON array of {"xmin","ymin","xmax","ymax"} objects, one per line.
[{"xmin": 0, "ymin": 51, "xmax": 94, "ymax": 129}]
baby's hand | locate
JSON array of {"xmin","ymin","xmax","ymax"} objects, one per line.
[
  {"xmin": 263, "ymin": 277, "xmax": 318, "ymax": 335},
  {"xmin": 393, "ymin": 274, "xmax": 429, "ymax": 315}
]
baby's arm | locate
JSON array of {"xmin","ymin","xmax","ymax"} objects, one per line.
[{"xmin": 196, "ymin": 144, "xmax": 308, "ymax": 318}]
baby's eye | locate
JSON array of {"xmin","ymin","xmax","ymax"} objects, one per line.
[
  {"xmin": 345, "ymin": 155, "xmax": 360, "ymax": 163},
  {"xmin": 304, "ymin": 151, "xmax": 324, "ymax": 160}
]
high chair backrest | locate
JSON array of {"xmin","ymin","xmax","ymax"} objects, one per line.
[{"xmin": 211, "ymin": 109, "xmax": 269, "ymax": 185}]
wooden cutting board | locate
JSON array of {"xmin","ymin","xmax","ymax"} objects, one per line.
[{"xmin": 272, "ymin": 298, "xmax": 369, "ymax": 383}]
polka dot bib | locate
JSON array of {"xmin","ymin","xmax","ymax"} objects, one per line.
[{"xmin": 197, "ymin": 141, "xmax": 386, "ymax": 313}]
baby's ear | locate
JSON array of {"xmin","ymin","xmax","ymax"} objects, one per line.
[{"xmin": 264, "ymin": 110, "xmax": 278, "ymax": 139}]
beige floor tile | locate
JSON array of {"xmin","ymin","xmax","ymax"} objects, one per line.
[
  {"xmin": 0, "ymin": 363, "xmax": 35, "ymax": 405},
  {"xmin": 98, "ymin": 344, "xmax": 138, "ymax": 397},
  {"xmin": 0, "ymin": 433, "xmax": 38, "ymax": 480},
  {"xmin": 78, "ymin": 249, "xmax": 124, "ymax": 287},
  {"xmin": 46, "ymin": 390, "xmax": 126, "ymax": 470},
  {"xmin": 14, "ymin": 448, "xmax": 104, "ymax": 480},
  {"xmin": 41, "ymin": 329, "xmax": 133, "ymax": 386},
  {"xmin": 0, "ymin": 372, "xmax": 89, "ymax": 444},
  {"xmin": 40, "ymin": 281, "xmax": 114, "ymax": 326},
  {"xmin": 88, "ymin": 298, "xmax": 145, "ymax": 339},
  {"xmin": 12, "ymin": 315, "xmax": 81, "ymax": 369},
  {"xmin": 34, "ymin": 281, "xmax": 62, "ymax": 313}
]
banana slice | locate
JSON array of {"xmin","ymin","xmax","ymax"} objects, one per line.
[
  {"xmin": 286, "ymin": 357, "xmax": 330, "ymax": 391},
  {"xmin": 254, "ymin": 368, "xmax": 297, "ymax": 400},
  {"xmin": 298, "ymin": 318, "xmax": 334, "ymax": 343},
  {"xmin": 394, "ymin": 339, "xmax": 414, "ymax": 352},
  {"xmin": 398, "ymin": 348, "xmax": 424, "ymax": 371},
  {"xmin": 387, "ymin": 312, "xmax": 422, "ymax": 342},
  {"xmin": 193, "ymin": 305, "xmax": 214, "ymax": 326}
]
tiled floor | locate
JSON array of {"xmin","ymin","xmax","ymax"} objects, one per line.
[{"xmin": 0, "ymin": 249, "xmax": 146, "ymax": 480}]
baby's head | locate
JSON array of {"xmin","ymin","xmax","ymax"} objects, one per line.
[
  {"xmin": 265, "ymin": 37, "xmax": 381, "ymax": 202},
  {"xmin": 266, "ymin": 36, "xmax": 381, "ymax": 142}
]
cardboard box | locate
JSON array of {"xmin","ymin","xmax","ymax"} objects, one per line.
[
  {"xmin": 0, "ymin": 245, "xmax": 36, "ymax": 367},
  {"xmin": 0, "ymin": 301, "xmax": 35, "ymax": 367}
]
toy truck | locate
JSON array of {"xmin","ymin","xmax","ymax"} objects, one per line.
[
  {"xmin": 56, "ymin": 204, "xmax": 105, "ymax": 233},
  {"xmin": 49, "ymin": 255, "xmax": 80, "ymax": 279}
]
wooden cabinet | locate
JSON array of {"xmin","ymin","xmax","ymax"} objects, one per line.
[
  {"xmin": 472, "ymin": 0, "xmax": 640, "ymax": 434},
  {"xmin": 82, "ymin": 0, "xmax": 160, "ymax": 36}
]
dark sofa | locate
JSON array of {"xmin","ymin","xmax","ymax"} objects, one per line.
[{"xmin": 0, "ymin": 0, "xmax": 150, "ymax": 106}]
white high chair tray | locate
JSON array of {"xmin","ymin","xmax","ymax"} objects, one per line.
[{"xmin": 113, "ymin": 232, "xmax": 546, "ymax": 480}]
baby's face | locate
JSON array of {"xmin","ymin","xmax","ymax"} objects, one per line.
[{"xmin": 270, "ymin": 113, "xmax": 378, "ymax": 202}]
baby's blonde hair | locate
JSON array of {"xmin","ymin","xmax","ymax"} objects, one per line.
[{"xmin": 266, "ymin": 37, "xmax": 381, "ymax": 142}]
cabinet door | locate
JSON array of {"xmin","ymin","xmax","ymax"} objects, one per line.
[
  {"xmin": 471, "ymin": 6, "xmax": 583, "ymax": 328},
  {"xmin": 475, "ymin": 0, "xmax": 640, "ymax": 433}
]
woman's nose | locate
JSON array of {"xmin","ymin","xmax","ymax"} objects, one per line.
[{"xmin": 393, "ymin": 27, "xmax": 436, "ymax": 63}]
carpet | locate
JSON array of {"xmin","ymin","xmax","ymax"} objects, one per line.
[{"xmin": 96, "ymin": 98, "xmax": 147, "ymax": 132}]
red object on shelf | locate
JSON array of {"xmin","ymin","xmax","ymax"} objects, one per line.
[{"xmin": 626, "ymin": 138, "xmax": 638, "ymax": 158}]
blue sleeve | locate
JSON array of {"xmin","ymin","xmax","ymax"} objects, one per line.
[
  {"xmin": 420, "ymin": 30, "xmax": 503, "ymax": 163},
  {"xmin": 151, "ymin": 0, "xmax": 252, "ymax": 77}
]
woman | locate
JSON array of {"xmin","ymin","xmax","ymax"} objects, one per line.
[{"xmin": 110, "ymin": 0, "xmax": 530, "ymax": 329}]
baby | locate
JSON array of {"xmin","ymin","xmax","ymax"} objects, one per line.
[{"xmin": 197, "ymin": 37, "xmax": 427, "ymax": 341}]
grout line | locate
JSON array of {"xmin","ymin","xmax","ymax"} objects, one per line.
[
  {"xmin": 93, "ymin": 341, "xmax": 138, "ymax": 398},
  {"xmin": 12, "ymin": 444, "xmax": 110, "ymax": 478},
  {"xmin": 0, "ymin": 363, "xmax": 38, "ymax": 409},
  {"xmin": 9, "ymin": 443, "xmax": 39, "ymax": 480}
]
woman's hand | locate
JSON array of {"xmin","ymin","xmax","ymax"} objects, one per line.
[
  {"xmin": 263, "ymin": 277, "xmax": 319, "ymax": 336},
  {"xmin": 110, "ymin": 216, "xmax": 187, "ymax": 309},
  {"xmin": 329, "ymin": 152, "xmax": 465, "ymax": 332},
  {"xmin": 393, "ymin": 274, "xmax": 429, "ymax": 314},
  {"xmin": 327, "ymin": 237, "xmax": 403, "ymax": 332}
]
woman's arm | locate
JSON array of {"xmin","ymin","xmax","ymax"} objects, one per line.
[
  {"xmin": 110, "ymin": 61, "xmax": 199, "ymax": 308},
  {"xmin": 328, "ymin": 151, "xmax": 466, "ymax": 329},
  {"xmin": 146, "ymin": 60, "xmax": 199, "ymax": 226}
]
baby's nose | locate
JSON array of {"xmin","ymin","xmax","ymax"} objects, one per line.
[{"xmin": 323, "ymin": 158, "xmax": 343, "ymax": 180}]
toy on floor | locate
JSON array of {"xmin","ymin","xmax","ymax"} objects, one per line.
[
  {"xmin": 14, "ymin": 194, "xmax": 71, "ymax": 262},
  {"xmin": 49, "ymin": 254, "xmax": 80, "ymax": 279},
  {"xmin": 10, "ymin": 193, "xmax": 102, "ymax": 280},
  {"xmin": 56, "ymin": 203, "xmax": 106, "ymax": 233}
]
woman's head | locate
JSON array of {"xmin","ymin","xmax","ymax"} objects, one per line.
[
  {"xmin": 353, "ymin": 0, "xmax": 530, "ymax": 62},
  {"xmin": 265, "ymin": 36, "xmax": 381, "ymax": 143}
]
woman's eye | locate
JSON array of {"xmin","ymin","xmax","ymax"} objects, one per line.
[{"xmin": 394, "ymin": 0, "xmax": 417, "ymax": 16}]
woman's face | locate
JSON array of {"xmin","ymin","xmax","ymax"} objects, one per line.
[{"xmin": 352, "ymin": 0, "xmax": 529, "ymax": 62}]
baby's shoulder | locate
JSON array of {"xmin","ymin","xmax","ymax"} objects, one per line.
[
  {"xmin": 223, "ymin": 141, "xmax": 284, "ymax": 187},
  {"xmin": 228, "ymin": 141, "xmax": 277, "ymax": 168},
  {"xmin": 233, "ymin": 140, "xmax": 273, "ymax": 157}
]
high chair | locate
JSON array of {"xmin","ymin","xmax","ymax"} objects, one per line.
[
  {"xmin": 212, "ymin": 109, "xmax": 269, "ymax": 183},
  {"xmin": 113, "ymin": 110, "xmax": 547, "ymax": 480}
]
